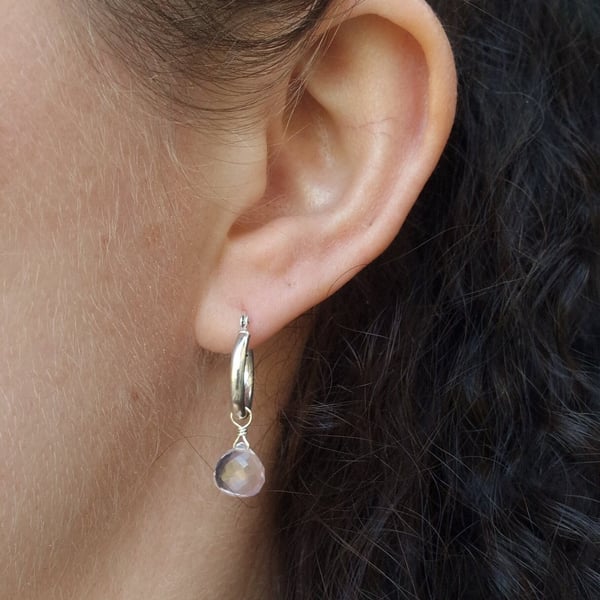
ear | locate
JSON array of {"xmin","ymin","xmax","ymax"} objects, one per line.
[{"xmin": 195, "ymin": 0, "xmax": 456, "ymax": 353}]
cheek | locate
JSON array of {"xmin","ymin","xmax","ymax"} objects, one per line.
[{"xmin": 0, "ymin": 0, "xmax": 213, "ymax": 587}]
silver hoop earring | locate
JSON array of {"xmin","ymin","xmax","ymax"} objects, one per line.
[{"xmin": 213, "ymin": 314, "xmax": 265, "ymax": 497}]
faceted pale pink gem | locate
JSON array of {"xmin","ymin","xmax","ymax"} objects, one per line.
[{"xmin": 214, "ymin": 447, "xmax": 265, "ymax": 497}]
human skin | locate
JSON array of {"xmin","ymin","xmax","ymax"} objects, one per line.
[
  {"xmin": 1, "ymin": 1, "xmax": 288, "ymax": 597},
  {"xmin": 0, "ymin": 0, "xmax": 455, "ymax": 597}
]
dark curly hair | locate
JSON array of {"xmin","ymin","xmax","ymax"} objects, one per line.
[
  {"xmin": 90, "ymin": 0, "xmax": 600, "ymax": 597},
  {"xmin": 277, "ymin": 1, "xmax": 600, "ymax": 598}
]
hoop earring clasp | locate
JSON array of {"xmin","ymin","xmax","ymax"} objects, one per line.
[{"xmin": 230, "ymin": 314, "xmax": 254, "ymax": 419}]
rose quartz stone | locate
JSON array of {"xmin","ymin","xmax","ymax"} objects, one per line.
[{"xmin": 214, "ymin": 446, "xmax": 265, "ymax": 497}]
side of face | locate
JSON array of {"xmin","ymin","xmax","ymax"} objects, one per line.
[
  {"xmin": 0, "ymin": 0, "xmax": 457, "ymax": 594},
  {"xmin": 0, "ymin": 0, "xmax": 226, "ymax": 590}
]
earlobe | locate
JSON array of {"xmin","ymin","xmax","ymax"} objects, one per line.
[{"xmin": 194, "ymin": 0, "xmax": 456, "ymax": 354}]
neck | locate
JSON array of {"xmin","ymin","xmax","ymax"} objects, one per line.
[
  {"xmin": 31, "ymin": 322, "xmax": 309, "ymax": 600},
  {"xmin": 80, "ymin": 436, "xmax": 279, "ymax": 600},
  {"xmin": 49, "ymin": 339, "xmax": 300, "ymax": 600}
]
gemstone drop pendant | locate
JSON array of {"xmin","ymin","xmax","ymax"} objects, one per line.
[{"xmin": 214, "ymin": 442, "xmax": 265, "ymax": 497}]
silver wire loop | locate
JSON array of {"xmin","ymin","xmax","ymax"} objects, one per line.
[
  {"xmin": 230, "ymin": 408, "xmax": 253, "ymax": 448},
  {"xmin": 231, "ymin": 314, "xmax": 254, "ymax": 419}
]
